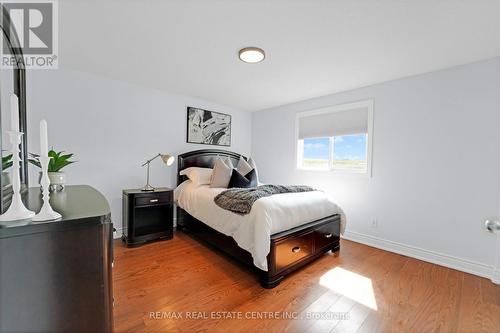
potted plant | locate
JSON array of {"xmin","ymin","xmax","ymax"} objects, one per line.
[
  {"xmin": 29, "ymin": 150, "xmax": 76, "ymax": 191},
  {"xmin": 2, "ymin": 153, "xmax": 12, "ymax": 187}
]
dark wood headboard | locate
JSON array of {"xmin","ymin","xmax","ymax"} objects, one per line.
[{"xmin": 177, "ymin": 149, "xmax": 247, "ymax": 185}]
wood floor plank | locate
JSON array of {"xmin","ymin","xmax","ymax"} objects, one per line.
[
  {"xmin": 332, "ymin": 302, "xmax": 371, "ymax": 333},
  {"xmin": 112, "ymin": 232, "xmax": 500, "ymax": 333},
  {"xmin": 479, "ymin": 277, "xmax": 500, "ymax": 333},
  {"xmin": 406, "ymin": 264, "xmax": 449, "ymax": 332},
  {"xmin": 355, "ymin": 312, "xmax": 383, "ymax": 333},
  {"xmin": 306, "ymin": 295, "xmax": 355, "ymax": 333},
  {"xmin": 458, "ymin": 273, "xmax": 486, "ymax": 333},
  {"xmin": 434, "ymin": 269, "xmax": 463, "ymax": 333}
]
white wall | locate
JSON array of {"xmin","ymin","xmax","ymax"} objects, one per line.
[
  {"xmin": 24, "ymin": 58, "xmax": 500, "ymax": 278},
  {"xmin": 252, "ymin": 57, "xmax": 500, "ymax": 274},
  {"xmin": 26, "ymin": 69, "xmax": 252, "ymax": 234}
]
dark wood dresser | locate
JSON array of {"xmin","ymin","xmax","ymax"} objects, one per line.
[{"xmin": 0, "ymin": 185, "xmax": 113, "ymax": 333}]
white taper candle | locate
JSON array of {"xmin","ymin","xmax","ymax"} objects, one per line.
[
  {"xmin": 40, "ymin": 119, "xmax": 48, "ymax": 157},
  {"xmin": 11, "ymin": 94, "xmax": 19, "ymax": 132}
]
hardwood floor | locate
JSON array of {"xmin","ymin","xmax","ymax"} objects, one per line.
[{"xmin": 113, "ymin": 232, "xmax": 500, "ymax": 333}]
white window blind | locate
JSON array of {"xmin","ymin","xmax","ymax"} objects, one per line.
[
  {"xmin": 296, "ymin": 100, "xmax": 374, "ymax": 176},
  {"xmin": 298, "ymin": 106, "xmax": 368, "ymax": 139}
]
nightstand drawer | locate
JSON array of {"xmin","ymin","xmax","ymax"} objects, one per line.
[{"xmin": 135, "ymin": 193, "xmax": 171, "ymax": 207}]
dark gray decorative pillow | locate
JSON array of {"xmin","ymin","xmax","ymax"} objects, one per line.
[{"xmin": 228, "ymin": 169, "xmax": 257, "ymax": 188}]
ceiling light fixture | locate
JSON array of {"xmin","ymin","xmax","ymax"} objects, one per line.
[{"xmin": 239, "ymin": 47, "xmax": 265, "ymax": 63}]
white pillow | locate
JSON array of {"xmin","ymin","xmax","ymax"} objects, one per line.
[
  {"xmin": 179, "ymin": 167, "xmax": 212, "ymax": 186},
  {"xmin": 210, "ymin": 157, "xmax": 233, "ymax": 188},
  {"xmin": 247, "ymin": 157, "xmax": 259, "ymax": 183},
  {"xmin": 236, "ymin": 156, "xmax": 253, "ymax": 176}
]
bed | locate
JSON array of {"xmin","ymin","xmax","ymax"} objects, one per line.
[{"xmin": 175, "ymin": 149, "xmax": 344, "ymax": 288}]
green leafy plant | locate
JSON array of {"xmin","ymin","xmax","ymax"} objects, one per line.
[
  {"xmin": 29, "ymin": 150, "xmax": 76, "ymax": 172},
  {"xmin": 2, "ymin": 154, "xmax": 12, "ymax": 170}
]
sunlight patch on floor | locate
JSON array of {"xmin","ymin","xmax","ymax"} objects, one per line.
[{"xmin": 319, "ymin": 267, "xmax": 378, "ymax": 310}]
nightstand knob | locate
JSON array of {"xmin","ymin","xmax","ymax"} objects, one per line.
[{"xmin": 150, "ymin": 199, "xmax": 159, "ymax": 203}]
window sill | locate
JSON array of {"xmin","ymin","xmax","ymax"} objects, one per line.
[{"xmin": 296, "ymin": 167, "xmax": 371, "ymax": 177}]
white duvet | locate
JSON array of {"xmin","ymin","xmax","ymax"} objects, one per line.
[{"xmin": 174, "ymin": 181, "xmax": 346, "ymax": 271}]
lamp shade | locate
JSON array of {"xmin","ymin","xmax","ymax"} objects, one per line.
[{"xmin": 160, "ymin": 154, "xmax": 175, "ymax": 166}]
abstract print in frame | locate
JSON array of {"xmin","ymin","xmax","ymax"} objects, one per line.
[{"xmin": 186, "ymin": 107, "xmax": 231, "ymax": 146}]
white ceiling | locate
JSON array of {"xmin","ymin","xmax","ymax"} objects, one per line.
[{"xmin": 59, "ymin": 0, "xmax": 500, "ymax": 111}]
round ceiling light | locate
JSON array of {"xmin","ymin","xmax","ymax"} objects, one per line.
[{"xmin": 239, "ymin": 47, "xmax": 265, "ymax": 63}]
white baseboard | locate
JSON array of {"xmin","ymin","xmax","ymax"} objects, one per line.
[
  {"xmin": 113, "ymin": 228, "xmax": 122, "ymax": 240},
  {"xmin": 492, "ymin": 269, "xmax": 500, "ymax": 284},
  {"xmin": 342, "ymin": 230, "xmax": 498, "ymax": 284}
]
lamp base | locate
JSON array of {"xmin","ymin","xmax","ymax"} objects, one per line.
[{"xmin": 141, "ymin": 184, "xmax": 155, "ymax": 192}]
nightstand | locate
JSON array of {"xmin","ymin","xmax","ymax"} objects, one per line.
[{"xmin": 122, "ymin": 187, "xmax": 173, "ymax": 247}]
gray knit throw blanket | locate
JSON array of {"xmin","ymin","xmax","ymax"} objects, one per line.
[{"xmin": 214, "ymin": 184, "xmax": 315, "ymax": 215}]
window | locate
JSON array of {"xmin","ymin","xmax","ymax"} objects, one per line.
[
  {"xmin": 296, "ymin": 100, "xmax": 373, "ymax": 175},
  {"xmin": 299, "ymin": 137, "xmax": 330, "ymax": 169},
  {"xmin": 332, "ymin": 134, "xmax": 367, "ymax": 172}
]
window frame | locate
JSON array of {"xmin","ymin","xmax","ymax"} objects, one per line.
[{"xmin": 295, "ymin": 100, "xmax": 374, "ymax": 176}]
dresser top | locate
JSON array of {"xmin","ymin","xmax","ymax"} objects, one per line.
[{"xmin": 0, "ymin": 185, "xmax": 111, "ymax": 238}]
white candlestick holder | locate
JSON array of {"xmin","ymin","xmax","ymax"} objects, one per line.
[
  {"xmin": 33, "ymin": 154, "xmax": 61, "ymax": 221},
  {"xmin": 0, "ymin": 131, "xmax": 35, "ymax": 221}
]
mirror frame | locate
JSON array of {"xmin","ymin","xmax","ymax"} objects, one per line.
[{"xmin": 0, "ymin": 4, "xmax": 29, "ymax": 212}]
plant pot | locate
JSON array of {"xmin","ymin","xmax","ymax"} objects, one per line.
[
  {"xmin": 38, "ymin": 171, "xmax": 66, "ymax": 192},
  {"xmin": 1, "ymin": 171, "xmax": 11, "ymax": 188}
]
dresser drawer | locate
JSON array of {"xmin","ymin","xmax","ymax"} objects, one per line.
[
  {"xmin": 274, "ymin": 231, "xmax": 314, "ymax": 272},
  {"xmin": 135, "ymin": 192, "xmax": 171, "ymax": 207},
  {"xmin": 314, "ymin": 220, "xmax": 340, "ymax": 251}
]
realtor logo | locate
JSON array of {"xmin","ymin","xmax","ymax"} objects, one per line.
[{"xmin": 1, "ymin": 0, "xmax": 58, "ymax": 69}]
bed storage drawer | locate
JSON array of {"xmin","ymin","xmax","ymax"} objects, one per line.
[
  {"xmin": 314, "ymin": 220, "xmax": 340, "ymax": 250},
  {"xmin": 269, "ymin": 216, "xmax": 340, "ymax": 276},
  {"xmin": 274, "ymin": 231, "xmax": 314, "ymax": 272}
]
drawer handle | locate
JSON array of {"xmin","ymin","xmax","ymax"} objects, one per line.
[
  {"xmin": 150, "ymin": 199, "xmax": 159, "ymax": 203},
  {"xmin": 292, "ymin": 246, "xmax": 301, "ymax": 253},
  {"xmin": 325, "ymin": 233, "xmax": 333, "ymax": 238}
]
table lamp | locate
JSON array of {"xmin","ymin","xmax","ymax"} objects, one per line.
[{"xmin": 141, "ymin": 153, "xmax": 175, "ymax": 191}]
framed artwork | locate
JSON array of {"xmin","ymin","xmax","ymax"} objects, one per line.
[{"xmin": 186, "ymin": 107, "xmax": 231, "ymax": 146}]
